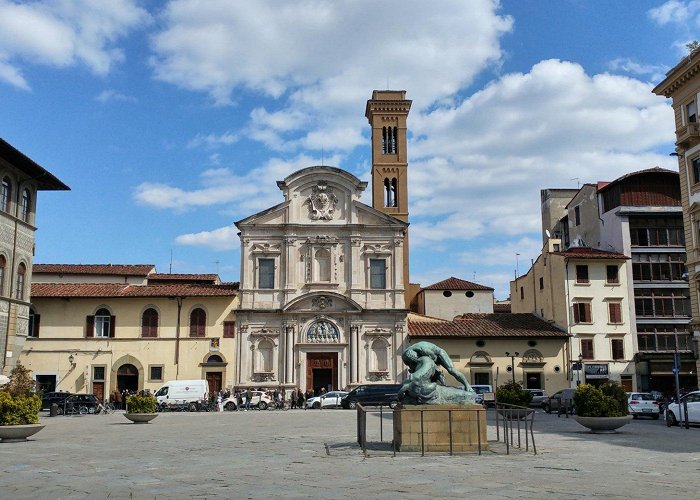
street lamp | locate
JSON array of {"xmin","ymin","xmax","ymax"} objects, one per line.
[
  {"xmin": 505, "ymin": 352, "xmax": 519, "ymax": 385},
  {"xmin": 577, "ymin": 354, "xmax": 583, "ymax": 386}
]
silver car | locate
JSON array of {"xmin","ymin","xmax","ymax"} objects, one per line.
[
  {"xmin": 306, "ymin": 391, "xmax": 348, "ymax": 409},
  {"xmin": 526, "ymin": 389, "xmax": 549, "ymax": 408}
]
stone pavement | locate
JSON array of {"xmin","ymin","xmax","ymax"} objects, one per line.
[{"xmin": 0, "ymin": 408, "xmax": 698, "ymax": 499}]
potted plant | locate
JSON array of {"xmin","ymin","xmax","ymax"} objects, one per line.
[
  {"xmin": 0, "ymin": 363, "xmax": 44, "ymax": 442},
  {"xmin": 495, "ymin": 382, "xmax": 533, "ymax": 419},
  {"xmin": 573, "ymin": 382, "xmax": 632, "ymax": 433},
  {"xmin": 124, "ymin": 394, "xmax": 158, "ymax": 424}
]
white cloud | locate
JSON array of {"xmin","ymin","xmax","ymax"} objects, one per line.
[
  {"xmin": 175, "ymin": 225, "xmax": 239, "ymax": 250},
  {"xmin": 0, "ymin": 0, "xmax": 149, "ymax": 89},
  {"xmin": 608, "ymin": 57, "xmax": 667, "ymax": 82},
  {"xmin": 187, "ymin": 131, "xmax": 239, "ymax": 149},
  {"xmin": 95, "ymin": 89, "xmax": 136, "ymax": 103},
  {"xmin": 150, "ymin": 0, "xmax": 512, "ymax": 152},
  {"xmin": 648, "ymin": 0, "xmax": 700, "ymax": 25}
]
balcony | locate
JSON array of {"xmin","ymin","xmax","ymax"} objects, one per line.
[{"xmin": 676, "ymin": 122, "xmax": 700, "ymax": 147}]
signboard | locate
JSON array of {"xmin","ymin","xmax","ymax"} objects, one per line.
[{"xmin": 584, "ymin": 363, "xmax": 609, "ymax": 379}]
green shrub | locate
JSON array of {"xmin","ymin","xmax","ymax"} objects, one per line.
[
  {"xmin": 495, "ymin": 382, "xmax": 533, "ymax": 407},
  {"xmin": 126, "ymin": 394, "xmax": 157, "ymax": 414},
  {"xmin": 573, "ymin": 383, "xmax": 627, "ymax": 417},
  {"xmin": 0, "ymin": 391, "xmax": 41, "ymax": 425}
]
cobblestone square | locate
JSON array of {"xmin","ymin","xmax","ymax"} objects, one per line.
[{"xmin": 1, "ymin": 409, "xmax": 698, "ymax": 499}]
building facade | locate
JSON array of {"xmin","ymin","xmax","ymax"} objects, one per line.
[
  {"xmin": 408, "ymin": 312, "xmax": 570, "ymax": 392},
  {"xmin": 235, "ymin": 166, "xmax": 409, "ymax": 393},
  {"xmin": 19, "ymin": 265, "xmax": 238, "ymax": 397},
  {"xmin": 0, "ymin": 139, "xmax": 68, "ymax": 374},
  {"xmin": 543, "ymin": 169, "xmax": 694, "ymax": 393},
  {"xmin": 412, "ymin": 277, "xmax": 494, "ymax": 320},
  {"xmin": 653, "ymin": 50, "xmax": 700, "ymax": 388},
  {"xmin": 512, "ymin": 243, "xmax": 636, "ymax": 390}
]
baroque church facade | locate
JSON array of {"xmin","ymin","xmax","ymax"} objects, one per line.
[{"xmin": 234, "ymin": 91, "xmax": 412, "ymax": 392}]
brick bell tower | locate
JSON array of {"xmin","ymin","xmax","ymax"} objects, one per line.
[{"xmin": 365, "ymin": 90, "xmax": 413, "ymax": 307}]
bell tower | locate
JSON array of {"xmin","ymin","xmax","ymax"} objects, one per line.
[{"xmin": 365, "ymin": 90, "xmax": 412, "ymax": 306}]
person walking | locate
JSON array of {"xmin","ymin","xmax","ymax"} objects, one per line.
[
  {"xmin": 244, "ymin": 388, "xmax": 252, "ymax": 411},
  {"xmin": 289, "ymin": 389, "xmax": 296, "ymax": 409},
  {"xmin": 236, "ymin": 391, "xmax": 243, "ymax": 411}
]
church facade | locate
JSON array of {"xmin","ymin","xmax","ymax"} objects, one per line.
[{"xmin": 234, "ymin": 166, "xmax": 409, "ymax": 392}]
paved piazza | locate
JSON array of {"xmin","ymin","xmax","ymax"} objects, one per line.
[{"xmin": 1, "ymin": 409, "xmax": 698, "ymax": 499}]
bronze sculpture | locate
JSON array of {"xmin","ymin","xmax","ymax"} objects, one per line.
[{"xmin": 398, "ymin": 341, "xmax": 476, "ymax": 405}]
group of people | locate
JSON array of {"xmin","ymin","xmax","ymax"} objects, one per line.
[
  {"xmin": 109, "ymin": 388, "xmax": 153, "ymax": 410},
  {"xmin": 226, "ymin": 386, "xmax": 333, "ymax": 410}
]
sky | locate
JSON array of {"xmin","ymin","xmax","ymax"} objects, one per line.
[{"xmin": 0, "ymin": 0, "xmax": 697, "ymax": 299}]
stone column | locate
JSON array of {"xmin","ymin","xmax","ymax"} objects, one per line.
[{"xmin": 286, "ymin": 325, "xmax": 294, "ymax": 384}]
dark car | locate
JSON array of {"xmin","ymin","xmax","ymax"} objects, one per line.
[
  {"xmin": 341, "ymin": 384, "xmax": 402, "ymax": 409},
  {"xmin": 41, "ymin": 391, "xmax": 73, "ymax": 411},
  {"xmin": 542, "ymin": 389, "xmax": 576, "ymax": 414},
  {"xmin": 61, "ymin": 394, "xmax": 100, "ymax": 415}
]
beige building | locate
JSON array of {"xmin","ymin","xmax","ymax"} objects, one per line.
[
  {"xmin": 19, "ymin": 265, "xmax": 238, "ymax": 398},
  {"xmin": 511, "ymin": 243, "xmax": 636, "ymax": 390},
  {"xmin": 411, "ymin": 277, "xmax": 494, "ymax": 320},
  {"xmin": 1, "ymin": 139, "xmax": 68, "ymax": 374},
  {"xmin": 653, "ymin": 49, "xmax": 700, "ymax": 387},
  {"xmin": 408, "ymin": 312, "xmax": 570, "ymax": 392}
]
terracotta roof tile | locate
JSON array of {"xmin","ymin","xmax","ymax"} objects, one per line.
[
  {"xmin": 33, "ymin": 264, "xmax": 156, "ymax": 276},
  {"xmin": 553, "ymin": 247, "xmax": 629, "ymax": 260},
  {"xmin": 408, "ymin": 313, "xmax": 567, "ymax": 338},
  {"xmin": 31, "ymin": 282, "xmax": 238, "ymax": 298},
  {"xmin": 148, "ymin": 273, "xmax": 219, "ymax": 281},
  {"xmin": 493, "ymin": 303, "xmax": 511, "ymax": 313},
  {"xmin": 422, "ymin": 277, "xmax": 493, "ymax": 291}
]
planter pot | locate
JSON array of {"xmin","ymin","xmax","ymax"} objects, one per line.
[
  {"xmin": 124, "ymin": 413, "xmax": 158, "ymax": 424},
  {"xmin": 574, "ymin": 415, "xmax": 632, "ymax": 433},
  {"xmin": 0, "ymin": 424, "xmax": 45, "ymax": 442}
]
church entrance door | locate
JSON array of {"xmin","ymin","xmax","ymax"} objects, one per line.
[{"xmin": 306, "ymin": 352, "xmax": 337, "ymax": 394}]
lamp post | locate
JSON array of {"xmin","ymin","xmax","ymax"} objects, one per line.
[
  {"xmin": 505, "ymin": 351, "xmax": 519, "ymax": 385},
  {"xmin": 577, "ymin": 354, "xmax": 583, "ymax": 386}
]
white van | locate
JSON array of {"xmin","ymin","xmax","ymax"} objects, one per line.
[
  {"xmin": 471, "ymin": 384, "xmax": 494, "ymax": 406},
  {"xmin": 155, "ymin": 380, "xmax": 208, "ymax": 409}
]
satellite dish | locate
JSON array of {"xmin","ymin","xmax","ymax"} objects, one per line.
[{"xmin": 545, "ymin": 229, "xmax": 551, "ymax": 238}]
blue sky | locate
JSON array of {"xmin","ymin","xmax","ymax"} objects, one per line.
[{"xmin": 0, "ymin": 0, "xmax": 695, "ymax": 298}]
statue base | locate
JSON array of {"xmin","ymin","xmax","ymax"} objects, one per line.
[{"xmin": 393, "ymin": 404, "xmax": 488, "ymax": 453}]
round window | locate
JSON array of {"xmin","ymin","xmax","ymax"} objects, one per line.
[
  {"xmin": 527, "ymin": 340, "xmax": 537, "ymax": 347},
  {"xmin": 465, "ymin": 291, "xmax": 474, "ymax": 298},
  {"xmin": 476, "ymin": 340, "xmax": 485, "ymax": 347},
  {"xmin": 443, "ymin": 291, "xmax": 452, "ymax": 297},
  {"xmin": 506, "ymin": 366, "xmax": 513, "ymax": 372},
  {"xmin": 554, "ymin": 366, "xmax": 561, "ymax": 373}
]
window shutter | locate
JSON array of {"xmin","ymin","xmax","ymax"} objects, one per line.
[
  {"xmin": 33, "ymin": 314, "xmax": 40, "ymax": 338},
  {"xmin": 109, "ymin": 316, "xmax": 116, "ymax": 337},
  {"xmin": 86, "ymin": 316, "xmax": 94, "ymax": 337},
  {"xmin": 223, "ymin": 321, "xmax": 235, "ymax": 338},
  {"xmin": 584, "ymin": 303, "xmax": 591, "ymax": 322},
  {"xmin": 573, "ymin": 305, "xmax": 580, "ymax": 323}
]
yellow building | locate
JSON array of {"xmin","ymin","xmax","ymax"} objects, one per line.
[
  {"xmin": 19, "ymin": 265, "xmax": 238, "ymax": 399},
  {"xmin": 407, "ymin": 312, "xmax": 570, "ymax": 392},
  {"xmin": 653, "ymin": 48, "xmax": 700, "ymax": 387}
]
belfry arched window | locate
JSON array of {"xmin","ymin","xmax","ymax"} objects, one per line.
[{"xmin": 384, "ymin": 178, "xmax": 398, "ymax": 207}]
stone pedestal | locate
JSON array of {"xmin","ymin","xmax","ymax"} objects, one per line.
[{"xmin": 393, "ymin": 404, "xmax": 487, "ymax": 452}]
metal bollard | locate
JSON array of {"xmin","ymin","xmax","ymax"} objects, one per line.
[{"xmin": 50, "ymin": 403, "xmax": 58, "ymax": 417}]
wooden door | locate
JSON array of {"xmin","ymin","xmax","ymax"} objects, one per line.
[
  {"xmin": 306, "ymin": 352, "xmax": 338, "ymax": 392},
  {"xmin": 93, "ymin": 382, "xmax": 105, "ymax": 402},
  {"xmin": 206, "ymin": 372, "xmax": 222, "ymax": 395}
]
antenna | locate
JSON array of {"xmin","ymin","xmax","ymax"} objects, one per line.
[
  {"xmin": 169, "ymin": 249, "xmax": 173, "ymax": 274},
  {"xmin": 571, "ymin": 177, "xmax": 580, "ymax": 189},
  {"xmin": 321, "ymin": 146, "xmax": 324, "ymax": 166}
]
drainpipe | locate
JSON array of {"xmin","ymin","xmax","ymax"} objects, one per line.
[
  {"xmin": 565, "ymin": 260, "xmax": 572, "ymax": 385},
  {"xmin": 174, "ymin": 296, "xmax": 183, "ymax": 379}
]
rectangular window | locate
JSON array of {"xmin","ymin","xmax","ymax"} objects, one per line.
[
  {"xmin": 576, "ymin": 265, "xmax": 589, "ymax": 284},
  {"xmin": 93, "ymin": 366, "xmax": 105, "ymax": 381},
  {"xmin": 581, "ymin": 339, "xmax": 594, "ymax": 360},
  {"xmin": 520, "ymin": 286, "xmax": 524, "ymax": 300},
  {"xmin": 688, "ymin": 100, "xmax": 697, "ymax": 123},
  {"xmin": 573, "ymin": 302, "xmax": 591, "ymax": 323},
  {"xmin": 606, "ymin": 265, "xmax": 619, "ymax": 284},
  {"xmin": 223, "ymin": 321, "xmax": 235, "ymax": 338},
  {"xmin": 258, "ymin": 258, "xmax": 275, "ymax": 289},
  {"xmin": 574, "ymin": 206, "xmax": 581, "ymax": 226},
  {"xmin": 149, "ymin": 366, "xmax": 163, "ymax": 382},
  {"xmin": 539, "ymin": 277, "xmax": 544, "ymax": 290},
  {"xmin": 369, "ymin": 259, "xmax": 386, "ymax": 289},
  {"xmin": 695, "ymin": 156, "xmax": 700, "ymax": 183},
  {"xmin": 608, "ymin": 302, "xmax": 622, "ymax": 324},
  {"xmin": 611, "ymin": 339, "xmax": 624, "ymax": 360}
]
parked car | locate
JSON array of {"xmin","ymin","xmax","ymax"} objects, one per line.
[
  {"xmin": 41, "ymin": 391, "xmax": 73, "ymax": 411},
  {"xmin": 341, "ymin": 384, "xmax": 401, "ymax": 409},
  {"xmin": 62, "ymin": 394, "xmax": 100, "ymax": 414},
  {"xmin": 666, "ymin": 390, "xmax": 700, "ymax": 427},
  {"xmin": 542, "ymin": 389, "xmax": 576, "ymax": 414},
  {"xmin": 526, "ymin": 389, "xmax": 549, "ymax": 408},
  {"xmin": 306, "ymin": 391, "xmax": 349, "ymax": 409},
  {"xmin": 627, "ymin": 392, "xmax": 660, "ymax": 419},
  {"xmin": 223, "ymin": 390, "xmax": 274, "ymax": 410},
  {"xmin": 471, "ymin": 384, "xmax": 494, "ymax": 406}
]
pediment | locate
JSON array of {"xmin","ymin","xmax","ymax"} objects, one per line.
[
  {"xmin": 283, "ymin": 292, "xmax": 363, "ymax": 313},
  {"xmin": 355, "ymin": 202, "xmax": 408, "ymax": 227},
  {"xmin": 235, "ymin": 201, "xmax": 289, "ymax": 228}
]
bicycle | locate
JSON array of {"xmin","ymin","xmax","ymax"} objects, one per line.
[
  {"xmin": 267, "ymin": 400, "xmax": 290, "ymax": 411},
  {"xmin": 97, "ymin": 402, "xmax": 116, "ymax": 414},
  {"xmin": 64, "ymin": 403, "xmax": 88, "ymax": 416}
]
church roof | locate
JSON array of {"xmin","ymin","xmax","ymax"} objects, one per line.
[
  {"xmin": 408, "ymin": 312, "xmax": 567, "ymax": 338},
  {"xmin": 422, "ymin": 277, "xmax": 493, "ymax": 291}
]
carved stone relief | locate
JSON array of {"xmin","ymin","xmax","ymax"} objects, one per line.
[
  {"xmin": 305, "ymin": 182, "xmax": 338, "ymax": 221},
  {"xmin": 306, "ymin": 320, "xmax": 340, "ymax": 343}
]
